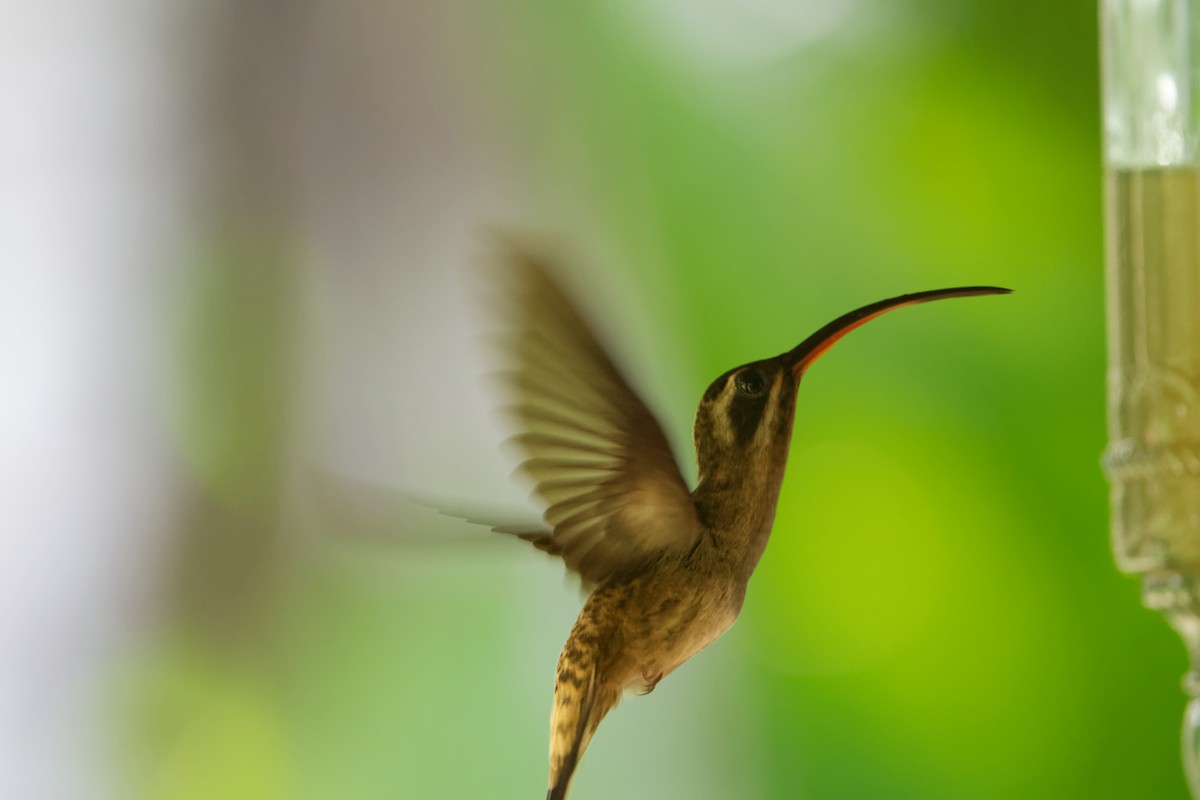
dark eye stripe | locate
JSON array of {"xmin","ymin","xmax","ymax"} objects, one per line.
[{"xmin": 725, "ymin": 387, "xmax": 770, "ymax": 446}]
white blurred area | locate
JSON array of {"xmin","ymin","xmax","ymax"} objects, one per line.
[
  {"xmin": 0, "ymin": 1, "xmax": 500, "ymax": 795},
  {"xmin": 0, "ymin": 1, "xmax": 185, "ymax": 798},
  {"xmin": 616, "ymin": 0, "xmax": 861, "ymax": 67}
]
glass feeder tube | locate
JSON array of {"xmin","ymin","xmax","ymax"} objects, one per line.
[{"xmin": 1101, "ymin": 0, "xmax": 1200, "ymax": 795}]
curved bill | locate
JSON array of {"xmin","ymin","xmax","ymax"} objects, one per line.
[{"xmin": 783, "ymin": 286, "xmax": 1012, "ymax": 377}]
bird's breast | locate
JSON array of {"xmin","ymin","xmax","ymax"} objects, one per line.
[{"xmin": 611, "ymin": 569, "xmax": 744, "ymax": 692}]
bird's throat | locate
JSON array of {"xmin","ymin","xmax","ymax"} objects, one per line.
[{"xmin": 692, "ymin": 449, "xmax": 790, "ymax": 575}]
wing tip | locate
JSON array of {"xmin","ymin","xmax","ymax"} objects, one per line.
[{"xmin": 492, "ymin": 525, "xmax": 563, "ymax": 553}]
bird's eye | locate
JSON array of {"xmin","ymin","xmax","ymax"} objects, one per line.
[{"xmin": 735, "ymin": 369, "xmax": 766, "ymax": 397}]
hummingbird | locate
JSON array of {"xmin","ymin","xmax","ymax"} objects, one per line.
[{"xmin": 491, "ymin": 246, "xmax": 1009, "ymax": 800}]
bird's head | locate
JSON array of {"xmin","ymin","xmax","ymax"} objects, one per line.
[{"xmin": 693, "ymin": 286, "xmax": 1010, "ymax": 489}]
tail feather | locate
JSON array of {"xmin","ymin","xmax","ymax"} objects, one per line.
[
  {"xmin": 546, "ymin": 666, "xmax": 595, "ymax": 800},
  {"xmin": 545, "ymin": 642, "xmax": 619, "ymax": 800}
]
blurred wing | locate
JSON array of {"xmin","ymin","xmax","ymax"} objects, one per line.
[
  {"xmin": 496, "ymin": 244, "xmax": 700, "ymax": 586},
  {"xmin": 302, "ymin": 469, "xmax": 549, "ymax": 544}
]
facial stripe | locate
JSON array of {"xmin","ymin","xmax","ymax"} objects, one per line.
[
  {"xmin": 713, "ymin": 376, "xmax": 737, "ymax": 447},
  {"xmin": 753, "ymin": 370, "xmax": 786, "ymax": 449},
  {"xmin": 725, "ymin": 375, "xmax": 770, "ymax": 447},
  {"xmin": 694, "ymin": 374, "xmax": 736, "ymax": 452}
]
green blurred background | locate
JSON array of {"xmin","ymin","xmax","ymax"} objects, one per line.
[{"xmin": 13, "ymin": 0, "xmax": 1189, "ymax": 799}]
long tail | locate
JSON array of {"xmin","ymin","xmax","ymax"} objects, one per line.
[{"xmin": 545, "ymin": 633, "xmax": 620, "ymax": 800}]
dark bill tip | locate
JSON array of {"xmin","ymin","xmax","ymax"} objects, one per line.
[{"xmin": 784, "ymin": 286, "xmax": 1012, "ymax": 377}]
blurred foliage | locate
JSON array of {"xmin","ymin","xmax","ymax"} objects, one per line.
[{"xmin": 126, "ymin": 1, "xmax": 1189, "ymax": 799}]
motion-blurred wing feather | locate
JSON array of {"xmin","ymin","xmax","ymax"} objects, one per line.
[{"xmin": 497, "ymin": 245, "xmax": 699, "ymax": 585}]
